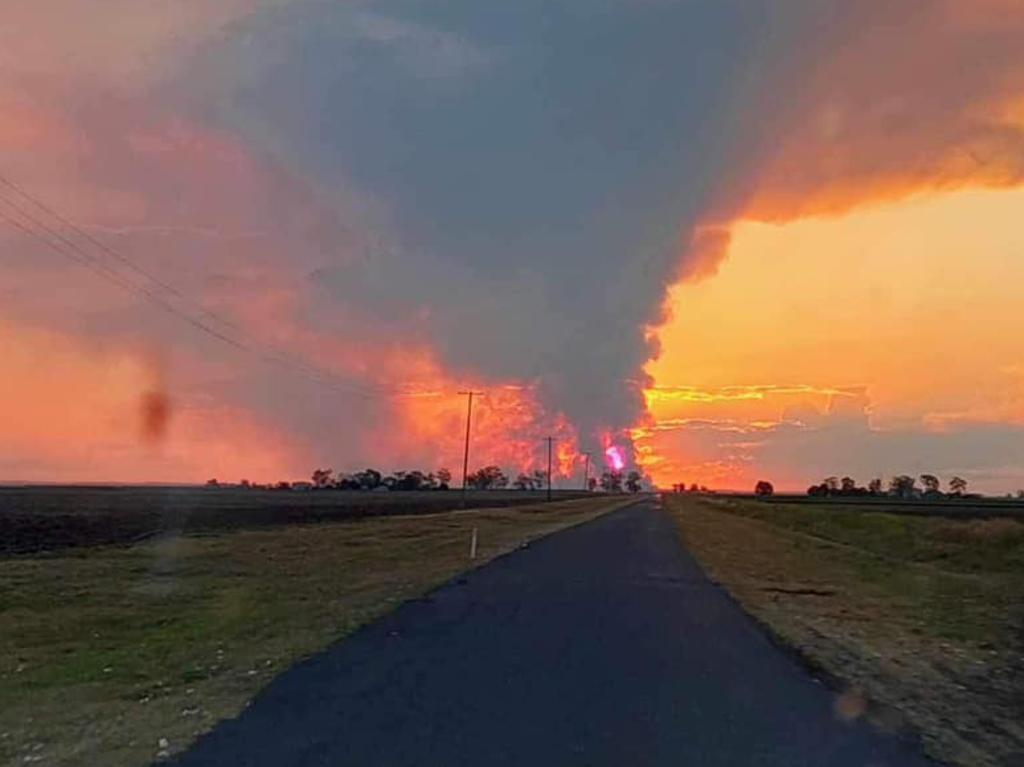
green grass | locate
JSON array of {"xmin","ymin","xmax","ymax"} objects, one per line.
[
  {"xmin": 710, "ymin": 497, "xmax": 1024, "ymax": 574},
  {"xmin": 667, "ymin": 496, "xmax": 1024, "ymax": 767},
  {"xmin": 0, "ymin": 496, "xmax": 633, "ymax": 766}
]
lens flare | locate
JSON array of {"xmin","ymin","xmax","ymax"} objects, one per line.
[{"xmin": 605, "ymin": 445, "xmax": 626, "ymax": 471}]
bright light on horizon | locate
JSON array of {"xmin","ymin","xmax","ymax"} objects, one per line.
[{"xmin": 605, "ymin": 445, "xmax": 626, "ymax": 471}]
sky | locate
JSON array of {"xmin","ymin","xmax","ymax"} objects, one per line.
[{"xmin": 2, "ymin": 1, "xmax": 1024, "ymax": 491}]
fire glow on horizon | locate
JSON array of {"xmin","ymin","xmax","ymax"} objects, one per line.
[{"xmin": 604, "ymin": 445, "xmax": 626, "ymax": 472}]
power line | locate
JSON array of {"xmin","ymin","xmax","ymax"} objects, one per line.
[
  {"xmin": 0, "ymin": 184, "xmax": 391, "ymax": 399},
  {"xmin": 0, "ymin": 176, "xmax": 409, "ymax": 401}
]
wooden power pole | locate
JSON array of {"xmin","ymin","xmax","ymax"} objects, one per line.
[
  {"xmin": 458, "ymin": 391, "xmax": 483, "ymax": 503},
  {"xmin": 545, "ymin": 436, "xmax": 554, "ymax": 502}
]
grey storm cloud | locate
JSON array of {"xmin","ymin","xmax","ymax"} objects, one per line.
[{"xmin": 178, "ymin": 0, "xmax": 838, "ymax": 447}]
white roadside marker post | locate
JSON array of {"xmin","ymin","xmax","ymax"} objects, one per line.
[{"xmin": 470, "ymin": 527, "xmax": 478, "ymax": 559}]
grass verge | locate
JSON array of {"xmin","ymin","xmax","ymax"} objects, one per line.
[
  {"xmin": 666, "ymin": 495, "xmax": 1024, "ymax": 767},
  {"xmin": 1, "ymin": 496, "xmax": 634, "ymax": 766}
]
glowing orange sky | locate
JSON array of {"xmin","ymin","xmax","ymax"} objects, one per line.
[
  {"xmin": 4, "ymin": 2, "xmax": 1024, "ymax": 490},
  {"xmin": 641, "ymin": 188, "xmax": 1024, "ymax": 491}
]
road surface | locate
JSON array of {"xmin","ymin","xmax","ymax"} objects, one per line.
[{"xmin": 170, "ymin": 500, "xmax": 933, "ymax": 766}]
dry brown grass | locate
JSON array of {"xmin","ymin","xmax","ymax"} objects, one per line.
[
  {"xmin": 0, "ymin": 496, "xmax": 634, "ymax": 766},
  {"xmin": 666, "ymin": 495, "xmax": 1024, "ymax": 767}
]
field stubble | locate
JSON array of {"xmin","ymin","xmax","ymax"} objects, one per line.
[
  {"xmin": 667, "ymin": 495, "xmax": 1024, "ymax": 767},
  {"xmin": 1, "ymin": 495, "xmax": 635, "ymax": 766}
]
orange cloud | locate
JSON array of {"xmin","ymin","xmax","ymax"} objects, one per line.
[
  {"xmin": 646, "ymin": 187, "xmax": 1024, "ymax": 492},
  {"xmin": 675, "ymin": 1, "xmax": 1024, "ymax": 282},
  {"xmin": 0, "ymin": 321, "xmax": 308, "ymax": 482}
]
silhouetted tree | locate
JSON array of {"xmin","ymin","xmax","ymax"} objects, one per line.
[
  {"xmin": 436, "ymin": 468, "xmax": 452, "ymax": 490},
  {"xmin": 352, "ymin": 468, "xmax": 383, "ymax": 490},
  {"xmin": 625, "ymin": 471, "xmax": 643, "ymax": 493},
  {"xmin": 600, "ymin": 471, "xmax": 624, "ymax": 492},
  {"xmin": 754, "ymin": 480, "xmax": 774, "ymax": 497},
  {"xmin": 948, "ymin": 476, "xmax": 968, "ymax": 496},
  {"xmin": 920, "ymin": 474, "xmax": 941, "ymax": 495},
  {"xmin": 824, "ymin": 476, "xmax": 839, "ymax": 493},
  {"xmin": 889, "ymin": 475, "xmax": 917, "ymax": 499},
  {"xmin": 311, "ymin": 468, "xmax": 334, "ymax": 489},
  {"xmin": 840, "ymin": 476, "xmax": 857, "ymax": 494},
  {"xmin": 388, "ymin": 470, "xmax": 429, "ymax": 491},
  {"xmin": 867, "ymin": 478, "xmax": 883, "ymax": 495},
  {"xmin": 467, "ymin": 465, "xmax": 508, "ymax": 490},
  {"xmin": 587, "ymin": 477, "xmax": 598, "ymax": 492},
  {"xmin": 513, "ymin": 473, "xmax": 537, "ymax": 491}
]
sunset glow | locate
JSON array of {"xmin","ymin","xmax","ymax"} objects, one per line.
[
  {"xmin": 2, "ymin": 2, "xmax": 1024, "ymax": 492},
  {"xmin": 641, "ymin": 187, "xmax": 1024, "ymax": 491}
]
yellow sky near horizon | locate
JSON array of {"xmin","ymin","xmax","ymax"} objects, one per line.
[{"xmin": 640, "ymin": 187, "xmax": 1024, "ymax": 490}]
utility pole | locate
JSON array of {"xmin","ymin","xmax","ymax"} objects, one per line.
[
  {"xmin": 545, "ymin": 436, "xmax": 554, "ymax": 502},
  {"xmin": 458, "ymin": 391, "xmax": 483, "ymax": 503},
  {"xmin": 581, "ymin": 451, "xmax": 591, "ymax": 491}
]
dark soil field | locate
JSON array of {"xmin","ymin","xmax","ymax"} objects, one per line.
[{"xmin": 0, "ymin": 486, "xmax": 590, "ymax": 555}]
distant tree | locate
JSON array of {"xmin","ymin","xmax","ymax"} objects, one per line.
[
  {"xmin": 352, "ymin": 468, "xmax": 383, "ymax": 490},
  {"xmin": 689, "ymin": 483, "xmax": 699, "ymax": 493},
  {"xmin": 824, "ymin": 476, "xmax": 839, "ymax": 493},
  {"xmin": 513, "ymin": 473, "xmax": 534, "ymax": 491},
  {"xmin": 274, "ymin": 481, "xmax": 292, "ymax": 491},
  {"xmin": 840, "ymin": 476, "xmax": 857, "ymax": 494},
  {"xmin": 948, "ymin": 476, "xmax": 968, "ymax": 497},
  {"xmin": 239, "ymin": 479, "xmax": 251, "ymax": 488},
  {"xmin": 436, "ymin": 468, "xmax": 452, "ymax": 489},
  {"xmin": 311, "ymin": 468, "xmax": 334, "ymax": 489},
  {"xmin": 532, "ymin": 469, "xmax": 549, "ymax": 489},
  {"xmin": 389, "ymin": 470, "xmax": 429, "ymax": 491},
  {"xmin": 754, "ymin": 480, "xmax": 774, "ymax": 497},
  {"xmin": 807, "ymin": 483, "xmax": 826, "ymax": 497},
  {"xmin": 467, "ymin": 465, "xmax": 508, "ymax": 490},
  {"xmin": 335, "ymin": 473, "xmax": 360, "ymax": 491},
  {"xmin": 889, "ymin": 475, "xmax": 917, "ymax": 499},
  {"xmin": 1016, "ymin": 489, "xmax": 1024, "ymax": 500},
  {"xmin": 587, "ymin": 477, "xmax": 598, "ymax": 492},
  {"xmin": 600, "ymin": 471, "xmax": 624, "ymax": 492},
  {"xmin": 205, "ymin": 478, "xmax": 219, "ymax": 487},
  {"xmin": 625, "ymin": 471, "xmax": 643, "ymax": 493},
  {"xmin": 920, "ymin": 474, "xmax": 941, "ymax": 495},
  {"xmin": 867, "ymin": 478, "xmax": 883, "ymax": 495}
]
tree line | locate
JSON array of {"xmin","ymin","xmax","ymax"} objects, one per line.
[
  {"xmin": 209, "ymin": 466, "xmax": 646, "ymax": 493},
  {"xmin": 739, "ymin": 474, "xmax": 974, "ymax": 499},
  {"xmin": 668, "ymin": 482, "xmax": 711, "ymax": 494},
  {"xmin": 803, "ymin": 474, "xmax": 971, "ymax": 499}
]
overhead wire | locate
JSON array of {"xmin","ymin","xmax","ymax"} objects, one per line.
[{"xmin": 0, "ymin": 175, "xmax": 413, "ymax": 401}]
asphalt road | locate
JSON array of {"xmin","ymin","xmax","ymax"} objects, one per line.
[{"xmin": 170, "ymin": 500, "xmax": 934, "ymax": 766}]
